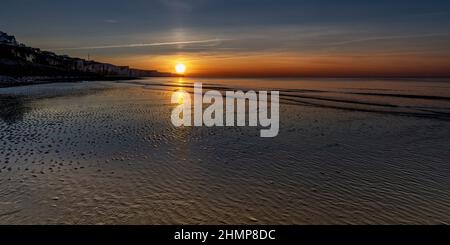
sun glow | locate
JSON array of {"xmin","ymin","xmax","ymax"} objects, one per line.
[{"xmin": 175, "ymin": 63, "xmax": 187, "ymax": 74}]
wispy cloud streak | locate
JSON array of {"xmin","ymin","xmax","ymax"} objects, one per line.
[
  {"xmin": 52, "ymin": 38, "xmax": 229, "ymax": 51},
  {"xmin": 329, "ymin": 33, "xmax": 450, "ymax": 46}
]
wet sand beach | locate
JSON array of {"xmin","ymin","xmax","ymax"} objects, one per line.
[{"xmin": 1, "ymin": 78, "xmax": 450, "ymax": 224}]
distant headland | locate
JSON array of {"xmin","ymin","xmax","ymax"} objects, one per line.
[{"xmin": 0, "ymin": 31, "xmax": 175, "ymax": 87}]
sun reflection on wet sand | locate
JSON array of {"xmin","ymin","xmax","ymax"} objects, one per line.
[
  {"xmin": 175, "ymin": 78, "xmax": 185, "ymax": 85},
  {"xmin": 172, "ymin": 90, "xmax": 190, "ymax": 105},
  {"xmin": 1, "ymin": 78, "xmax": 450, "ymax": 224}
]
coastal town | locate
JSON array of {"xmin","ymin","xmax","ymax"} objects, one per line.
[{"xmin": 0, "ymin": 31, "xmax": 173, "ymax": 86}]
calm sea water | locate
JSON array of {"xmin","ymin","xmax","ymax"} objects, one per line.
[{"xmin": 1, "ymin": 77, "xmax": 450, "ymax": 224}]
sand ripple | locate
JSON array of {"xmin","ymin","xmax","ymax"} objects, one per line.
[{"xmin": 1, "ymin": 80, "xmax": 450, "ymax": 224}]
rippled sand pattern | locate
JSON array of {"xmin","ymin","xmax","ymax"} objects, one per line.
[{"xmin": 1, "ymin": 79, "xmax": 450, "ymax": 224}]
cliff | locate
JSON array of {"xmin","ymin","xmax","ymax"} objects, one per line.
[{"xmin": 0, "ymin": 31, "xmax": 173, "ymax": 79}]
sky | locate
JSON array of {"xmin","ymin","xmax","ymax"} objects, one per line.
[{"xmin": 1, "ymin": 0, "xmax": 450, "ymax": 77}]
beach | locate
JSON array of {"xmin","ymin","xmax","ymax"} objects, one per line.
[{"xmin": 1, "ymin": 77, "xmax": 450, "ymax": 224}]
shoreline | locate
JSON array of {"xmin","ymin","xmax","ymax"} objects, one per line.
[{"xmin": 0, "ymin": 75, "xmax": 158, "ymax": 88}]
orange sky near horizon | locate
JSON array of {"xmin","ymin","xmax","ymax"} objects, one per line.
[{"xmin": 101, "ymin": 52, "xmax": 450, "ymax": 77}]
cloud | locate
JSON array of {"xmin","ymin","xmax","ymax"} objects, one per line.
[
  {"xmin": 103, "ymin": 19, "xmax": 119, "ymax": 24},
  {"xmin": 51, "ymin": 38, "xmax": 230, "ymax": 51},
  {"xmin": 328, "ymin": 33, "xmax": 450, "ymax": 46}
]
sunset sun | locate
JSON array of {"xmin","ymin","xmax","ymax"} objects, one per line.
[{"xmin": 175, "ymin": 63, "xmax": 186, "ymax": 74}]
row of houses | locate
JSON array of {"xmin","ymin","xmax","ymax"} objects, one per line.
[{"xmin": 1, "ymin": 31, "xmax": 171, "ymax": 77}]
